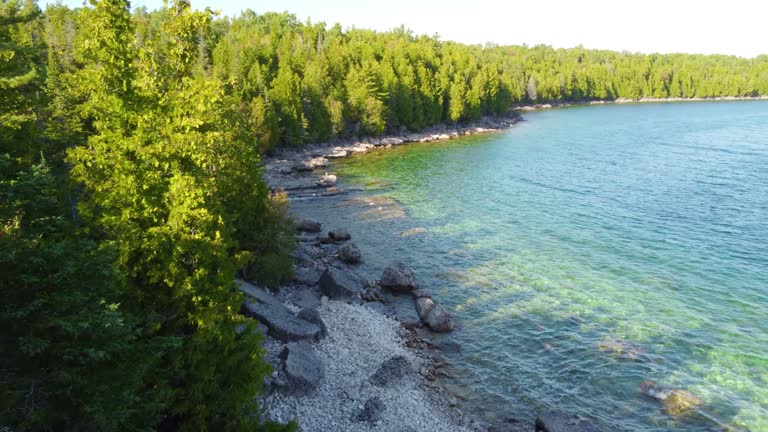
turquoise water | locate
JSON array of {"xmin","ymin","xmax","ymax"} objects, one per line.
[{"xmin": 310, "ymin": 101, "xmax": 768, "ymax": 430}]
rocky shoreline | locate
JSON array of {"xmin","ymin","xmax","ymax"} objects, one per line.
[{"xmin": 240, "ymin": 113, "xmax": 603, "ymax": 432}]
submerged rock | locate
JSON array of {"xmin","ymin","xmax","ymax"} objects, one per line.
[
  {"xmin": 415, "ymin": 297, "xmax": 454, "ymax": 332},
  {"xmin": 279, "ymin": 342, "xmax": 324, "ymax": 396},
  {"xmin": 535, "ymin": 411, "xmax": 601, "ymax": 432},
  {"xmin": 380, "ymin": 261, "xmax": 418, "ymax": 292},
  {"xmin": 338, "ymin": 243, "xmax": 362, "ymax": 264},
  {"xmin": 328, "ymin": 228, "xmax": 352, "ymax": 241},
  {"xmin": 296, "ymin": 218, "xmax": 322, "ymax": 233},
  {"xmin": 639, "ymin": 381, "xmax": 700, "ymax": 418},
  {"xmin": 370, "ymin": 355, "xmax": 412, "ymax": 387},
  {"xmin": 318, "ymin": 266, "xmax": 362, "ymax": 300}
]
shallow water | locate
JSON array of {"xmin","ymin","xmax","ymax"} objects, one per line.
[{"xmin": 295, "ymin": 101, "xmax": 768, "ymax": 431}]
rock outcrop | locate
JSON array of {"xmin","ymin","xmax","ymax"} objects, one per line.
[
  {"xmin": 380, "ymin": 261, "xmax": 418, "ymax": 292},
  {"xmin": 318, "ymin": 266, "xmax": 362, "ymax": 300},
  {"xmin": 338, "ymin": 243, "xmax": 362, "ymax": 264},
  {"xmin": 328, "ymin": 228, "xmax": 351, "ymax": 241},
  {"xmin": 242, "ymin": 301, "xmax": 321, "ymax": 342},
  {"xmin": 296, "ymin": 218, "xmax": 322, "ymax": 233},
  {"xmin": 279, "ymin": 342, "xmax": 324, "ymax": 396},
  {"xmin": 415, "ymin": 297, "xmax": 454, "ymax": 332}
]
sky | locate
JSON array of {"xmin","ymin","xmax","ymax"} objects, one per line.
[{"xmin": 53, "ymin": 0, "xmax": 767, "ymax": 58}]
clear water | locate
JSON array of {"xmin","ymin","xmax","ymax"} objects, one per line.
[{"xmin": 296, "ymin": 101, "xmax": 768, "ymax": 431}]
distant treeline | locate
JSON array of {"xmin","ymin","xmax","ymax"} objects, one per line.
[{"xmin": 203, "ymin": 12, "xmax": 768, "ymax": 150}]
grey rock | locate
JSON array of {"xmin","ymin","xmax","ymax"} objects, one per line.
[
  {"xmin": 297, "ymin": 307, "xmax": 327, "ymax": 340},
  {"xmin": 370, "ymin": 355, "xmax": 411, "ymax": 386},
  {"xmin": 415, "ymin": 297, "xmax": 454, "ymax": 332},
  {"xmin": 294, "ymin": 266, "xmax": 321, "ymax": 286},
  {"xmin": 308, "ymin": 157, "xmax": 329, "ymax": 168},
  {"xmin": 352, "ymin": 397, "xmax": 386, "ymax": 423},
  {"xmin": 328, "ymin": 228, "xmax": 352, "ymax": 241},
  {"xmin": 236, "ymin": 280, "xmax": 285, "ymax": 309},
  {"xmin": 279, "ymin": 342, "xmax": 324, "ymax": 396},
  {"xmin": 535, "ymin": 411, "xmax": 601, "ymax": 432},
  {"xmin": 296, "ymin": 219, "xmax": 322, "ymax": 233},
  {"xmin": 379, "ymin": 137, "xmax": 404, "ymax": 146},
  {"xmin": 326, "ymin": 149, "xmax": 347, "ymax": 158},
  {"xmin": 338, "ymin": 243, "xmax": 362, "ymax": 264},
  {"xmin": 380, "ymin": 261, "xmax": 418, "ymax": 292},
  {"xmin": 318, "ymin": 266, "xmax": 362, "ymax": 300},
  {"xmin": 242, "ymin": 301, "xmax": 321, "ymax": 342},
  {"xmin": 411, "ymin": 289, "xmax": 432, "ymax": 299},
  {"xmin": 317, "ymin": 174, "xmax": 337, "ymax": 187}
]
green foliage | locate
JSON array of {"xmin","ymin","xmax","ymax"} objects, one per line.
[{"xmin": 209, "ymin": 13, "xmax": 768, "ymax": 151}]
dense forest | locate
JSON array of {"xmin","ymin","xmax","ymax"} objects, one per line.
[{"xmin": 1, "ymin": 0, "xmax": 767, "ymax": 430}]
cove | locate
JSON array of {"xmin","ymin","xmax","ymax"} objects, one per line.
[{"xmin": 290, "ymin": 100, "xmax": 768, "ymax": 431}]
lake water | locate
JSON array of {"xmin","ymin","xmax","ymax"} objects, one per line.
[{"xmin": 295, "ymin": 101, "xmax": 768, "ymax": 431}]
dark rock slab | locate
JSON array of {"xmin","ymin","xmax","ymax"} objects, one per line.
[
  {"xmin": 370, "ymin": 355, "xmax": 411, "ymax": 386},
  {"xmin": 338, "ymin": 243, "xmax": 362, "ymax": 264},
  {"xmin": 411, "ymin": 289, "xmax": 432, "ymax": 299},
  {"xmin": 296, "ymin": 219, "xmax": 322, "ymax": 233},
  {"xmin": 279, "ymin": 342, "xmax": 324, "ymax": 395},
  {"xmin": 318, "ymin": 266, "xmax": 362, "ymax": 300},
  {"xmin": 236, "ymin": 280, "xmax": 285, "ymax": 309},
  {"xmin": 242, "ymin": 301, "xmax": 320, "ymax": 342},
  {"xmin": 352, "ymin": 397, "xmax": 386, "ymax": 423},
  {"xmin": 415, "ymin": 297, "xmax": 454, "ymax": 332},
  {"xmin": 535, "ymin": 411, "xmax": 601, "ymax": 432},
  {"xmin": 380, "ymin": 261, "xmax": 418, "ymax": 292},
  {"xmin": 297, "ymin": 307, "xmax": 327, "ymax": 340}
]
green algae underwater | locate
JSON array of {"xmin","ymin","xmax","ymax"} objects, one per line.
[{"xmin": 323, "ymin": 101, "xmax": 768, "ymax": 431}]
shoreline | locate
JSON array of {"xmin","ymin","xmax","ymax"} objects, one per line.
[
  {"xmin": 514, "ymin": 95, "xmax": 768, "ymax": 111},
  {"xmin": 250, "ymin": 115, "xmax": 533, "ymax": 432},
  {"xmin": 251, "ymin": 114, "xmax": 540, "ymax": 432}
]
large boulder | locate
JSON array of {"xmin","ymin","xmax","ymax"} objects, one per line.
[
  {"xmin": 352, "ymin": 397, "xmax": 386, "ymax": 423},
  {"xmin": 370, "ymin": 355, "xmax": 411, "ymax": 387},
  {"xmin": 279, "ymin": 342, "xmax": 324, "ymax": 396},
  {"xmin": 415, "ymin": 297, "xmax": 454, "ymax": 332},
  {"xmin": 380, "ymin": 261, "xmax": 418, "ymax": 292},
  {"xmin": 535, "ymin": 411, "xmax": 601, "ymax": 432},
  {"xmin": 242, "ymin": 301, "xmax": 321, "ymax": 342},
  {"xmin": 318, "ymin": 266, "xmax": 362, "ymax": 300},
  {"xmin": 296, "ymin": 219, "xmax": 322, "ymax": 233},
  {"xmin": 297, "ymin": 307, "xmax": 327, "ymax": 340},
  {"xmin": 338, "ymin": 243, "xmax": 362, "ymax": 264},
  {"xmin": 328, "ymin": 228, "xmax": 352, "ymax": 241}
]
